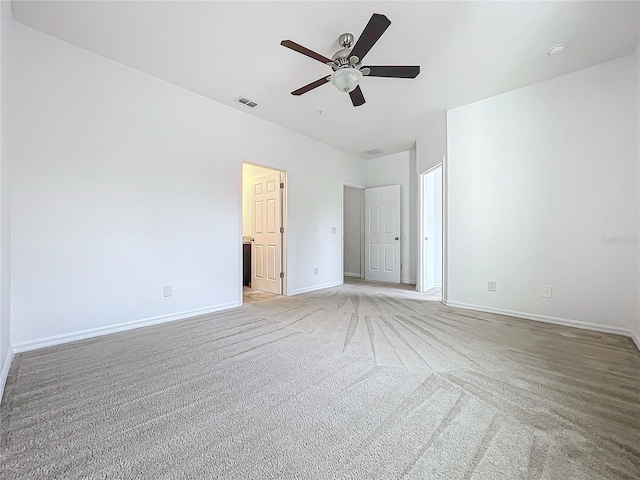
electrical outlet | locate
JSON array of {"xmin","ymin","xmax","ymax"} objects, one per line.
[
  {"xmin": 542, "ymin": 285, "xmax": 552, "ymax": 298},
  {"xmin": 331, "ymin": 227, "xmax": 337, "ymax": 234},
  {"xmin": 314, "ymin": 268, "xmax": 319, "ymax": 275},
  {"xmin": 163, "ymin": 285, "xmax": 172, "ymax": 297},
  {"xmin": 488, "ymin": 281, "xmax": 496, "ymax": 292}
]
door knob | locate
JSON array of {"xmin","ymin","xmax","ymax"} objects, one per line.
[
  {"xmin": 251, "ymin": 238, "xmax": 255, "ymax": 242},
  {"xmin": 395, "ymin": 237, "xmax": 399, "ymax": 240}
]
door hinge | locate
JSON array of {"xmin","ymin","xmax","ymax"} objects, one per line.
[
  {"xmin": 280, "ymin": 182, "xmax": 284, "ymax": 189},
  {"xmin": 280, "ymin": 227, "xmax": 284, "ymax": 234},
  {"xmin": 280, "ymin": 272, "xmax": 284, "ymax": 279}
]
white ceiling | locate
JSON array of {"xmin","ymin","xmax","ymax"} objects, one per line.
[{"xmin": 11, "ymin": 1, "xmax": 640, "ymax": 158}]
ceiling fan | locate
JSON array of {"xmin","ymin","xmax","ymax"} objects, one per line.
[{"xmin": 281, "ymin": 13, "xmax": 420, "ymax": 107}]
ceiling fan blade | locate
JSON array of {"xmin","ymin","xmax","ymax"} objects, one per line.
[
  {"xmin": 281, "ymin": 40, "xmax": 334, "ymax": 65},
  {"xmin": 350, "ymin": 13, "xmax": 391, "ymax": 63},
  {"xmin": 364, "ymin": 66, "xmax": 420, "ymax": 78},
  {"xmin": 349, "ymin": 86, "xmax": 366, "ymax": 107},
  {"xmin": 291, "ymin": 77, "xmax": 330, "ymax": 96}
]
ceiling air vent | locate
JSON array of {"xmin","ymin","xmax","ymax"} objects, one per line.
[
  {"xmin": 236, "ymin": 97, "xmax": 258, "ymax": 108},
  {"xmin": 365, "ymin": 149, "xmax": 384, "ymax": 155}
]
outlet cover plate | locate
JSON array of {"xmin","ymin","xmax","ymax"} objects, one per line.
[
  {"xmin": 488, "ymin": 281, "xmax": 496, "ymax": 292},
  {"xmin": 542, "ymin": 285, "xmax": 552, "ymax": 298}
]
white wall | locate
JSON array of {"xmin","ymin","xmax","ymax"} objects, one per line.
[
  {"xmin": 365, "ymin": 151, "xmax": 416, "ymax": 284},
  {"xmin": 0, "ymin": 0, "xmax": 13, "ymax": 395},
  {"xmin": 242, "ymin": 163, "xmax": 278, "ymax": 237},
  {"xmin": 447, "ymin": 53, "xmax": 640, "ymax": 336},
  {"xmin": 5, "ymin": 17, "xmax": 364, "ymax": 349},
  {"xmin": 417, "ymin": 112, "xmax": 447, "ymax": 174},
  {"xmin": 343, "ymin": 186, "xmax": 362, "ymax": 277},
  {"xmin": 636, "ymin": 44, "xmax": 640, "ymax": 350},
  {"xmin": 408, "ymin": 146, "xmax": 417, "ymax": 284}
]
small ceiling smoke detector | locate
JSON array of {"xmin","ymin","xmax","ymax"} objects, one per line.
[
  {"xmin": 547, "ymin": 43, "xmax": 567, "ymax": 57},
  {"xmin": 365, "ymin": 148, "xmax": 384, "ymax": 155},
  {"xmin": 236, "ymin": 96, "xmax": 258, "ymax": 108}
]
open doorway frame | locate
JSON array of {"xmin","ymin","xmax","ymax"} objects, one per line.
[
  {"xmin": 417, "ymin": 159, "xmax": 446, "ymax": 301},
  {"xmin": 341, "ymin": 183, "xmax": 365, "ymax": 281},
  {"xmin": 239, "ymin": 161, "xmax": 288, "ymax": 306}
]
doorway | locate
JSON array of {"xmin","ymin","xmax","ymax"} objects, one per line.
[
  {"xmin": 342, "ymin": 184, "xmax": 402, "ymax": 284},
  {"xmin": 420, "ymin": 165, "xmax": 443, "ymax": 299},
  {"xmin": 242, "ymin": 163, "xmax": 287, "ymax": 302},
  {"xmin": 343, "ymin": 186, "xmax": 364, "ymax": 279}
]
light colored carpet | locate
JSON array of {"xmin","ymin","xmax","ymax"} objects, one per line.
[{"xmin": 1, "ymin": 279, "xmax": 639, "ymax": 479}]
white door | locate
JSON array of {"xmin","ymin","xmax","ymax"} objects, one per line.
[
  {"xmin": 251, "ymin": 172, "xmax": 282, "ymax": 294},
  {"xmin": 422, "ymin": 166, "xmax": 443, "ymax": 292},
  {"xmin": 365, "ymin": 185, "xmax": 401, "ymax": 283}
]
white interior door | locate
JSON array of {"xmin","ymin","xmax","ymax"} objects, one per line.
[
  {"xmin": 251, "ymin": 172, "xmax": 282, "ymax": 294},
  {"xmin": 422, "ymin": 166, "xmax": 443, "ymax": 291},
  {"xmin": 365, "ymin": 185, "xmax": 401, "ymax": 283}
]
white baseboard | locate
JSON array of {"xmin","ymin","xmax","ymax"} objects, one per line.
[
  {"xmin": 1, "ymin": 346, "xmax": 14, "ymax": 405},
  {"xmin": 12, "ymin": 301, "xmax": 240, "ymax": 353},
  {"xmin": 444, "ymin": 300, "xmax": 638, "ymax": 348},
  {"xmin": 344, "ymin": 272, "xmax": 361, "ymax": 278},
  {"xmin": 632, "ymin": 330, "xmax": 640, "ymax": 352},
  {"xmin": 290, "ymin": 281, "xmax": 342, "ymax": 296},
  {"xmin": 425, "ymin": 283, "xmax": 442, "ymax": 291}
]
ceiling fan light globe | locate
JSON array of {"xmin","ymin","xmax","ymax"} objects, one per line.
[{"xmin": 331, "ymin": 68, "xmax": 363, "ymax": 93}]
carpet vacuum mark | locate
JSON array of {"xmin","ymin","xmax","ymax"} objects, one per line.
[{"xmin": 1, "ymin": 279, "xmax": 639, "ymax": 479}]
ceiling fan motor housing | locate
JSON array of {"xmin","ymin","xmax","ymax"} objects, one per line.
[
  {"xmin": 332, "ymin": 33, "xmax": 359, "ymax": 68},
  {"xmin": 332, "ymin": 48, "xmax": 353, "ymax": 65}
]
